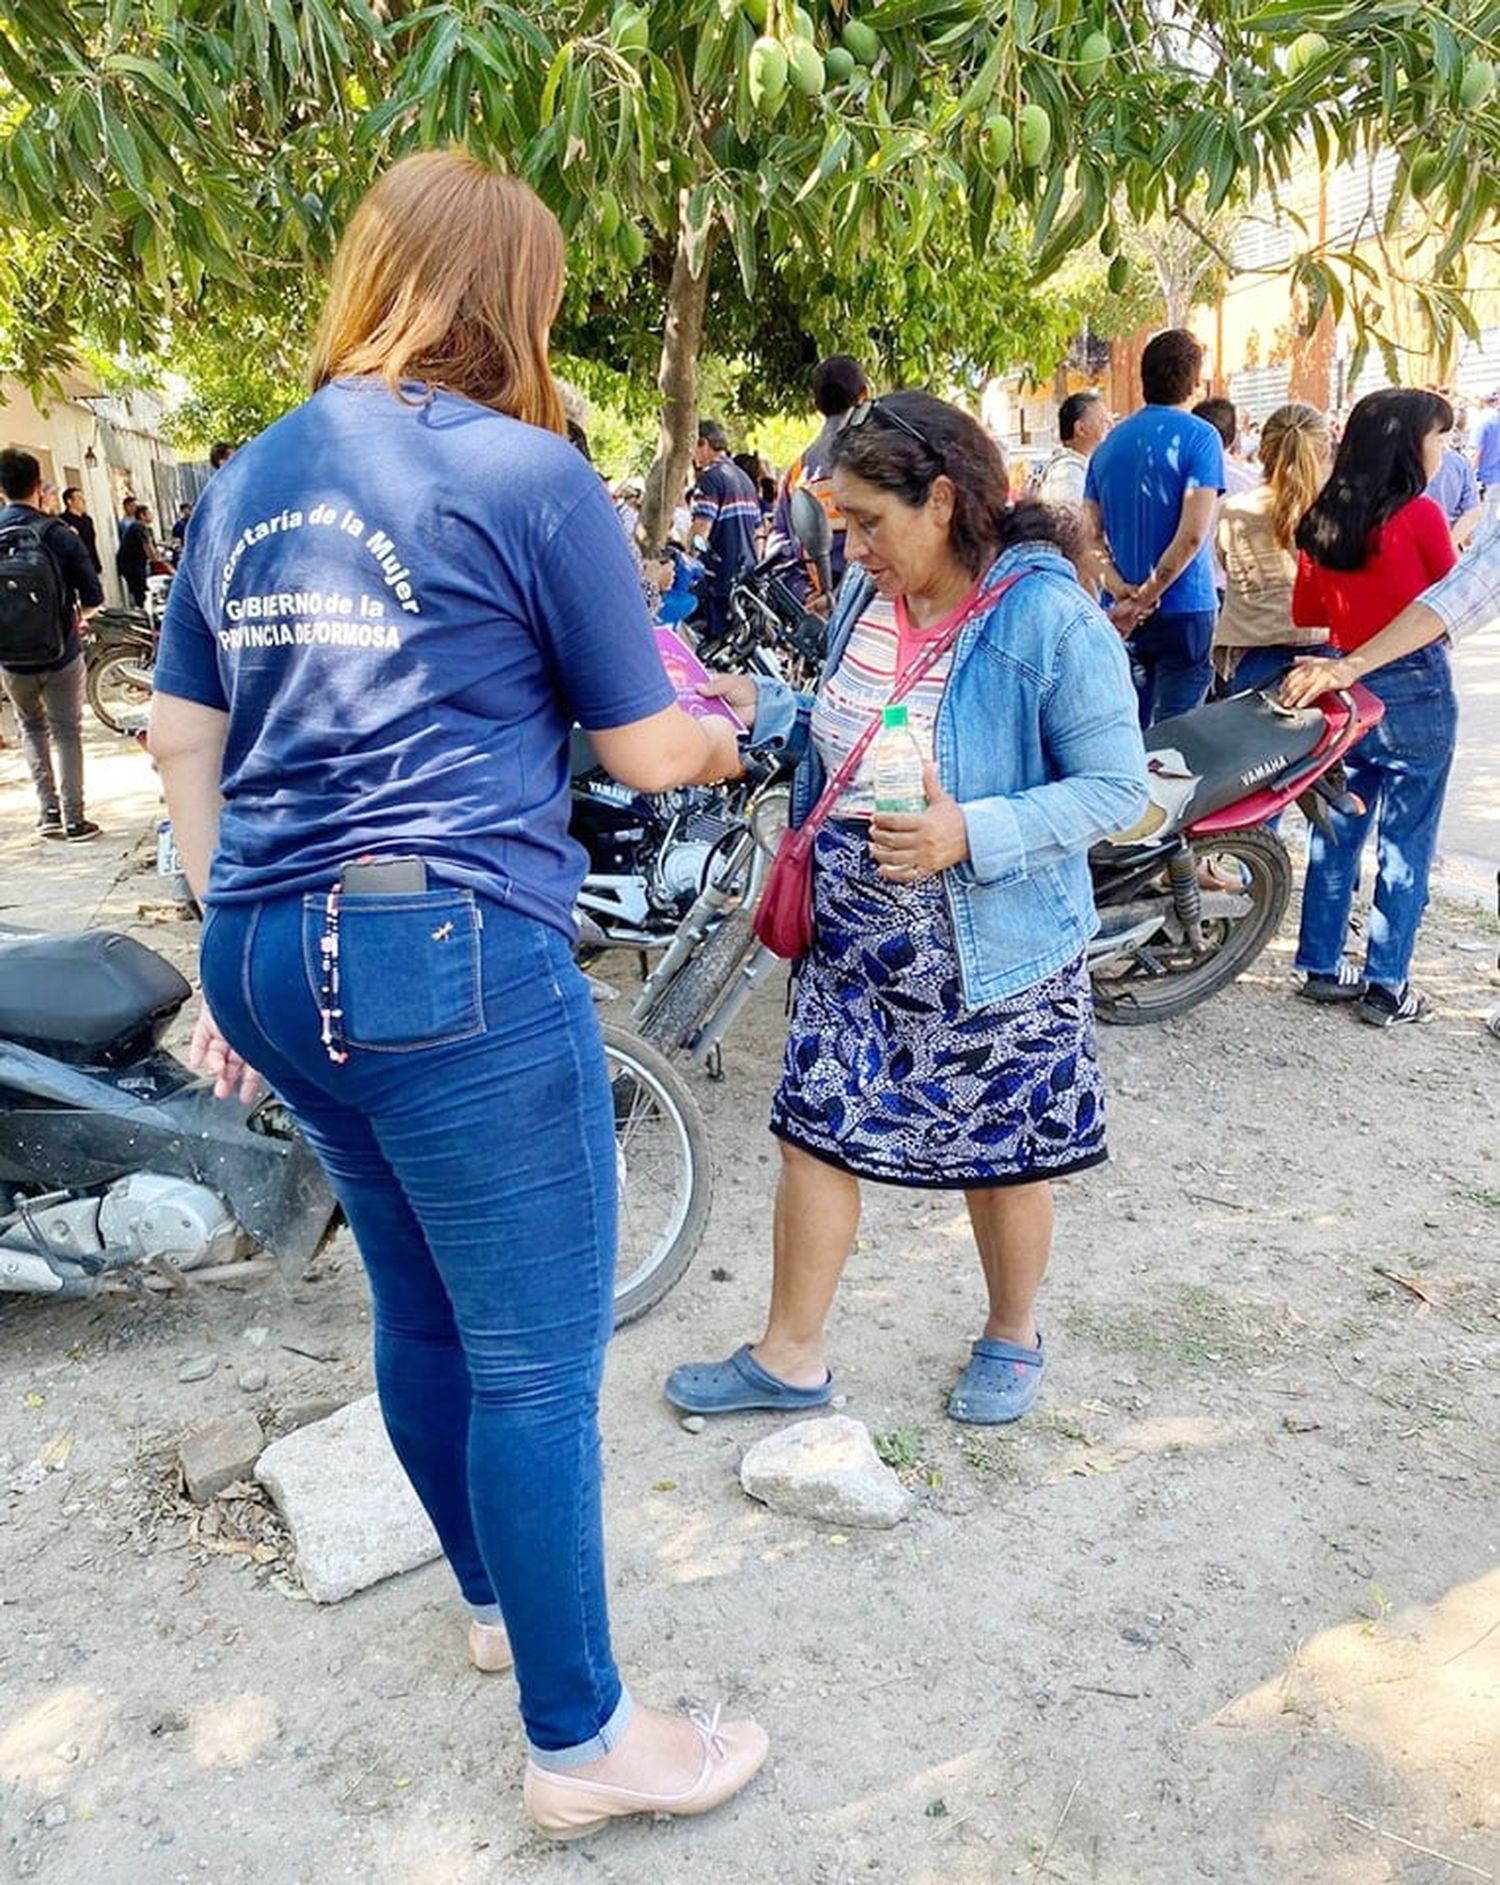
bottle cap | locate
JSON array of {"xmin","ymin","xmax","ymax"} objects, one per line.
[{"xmin": 881, "ymin": 704, "xmax": 910, "ymax": 729}]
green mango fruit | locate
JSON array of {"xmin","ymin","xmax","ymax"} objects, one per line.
[
  {"xmin": 1285, "ymin": 30, "xmax": 1329, "ymax": 77},
  {"xmin": 741, "ymin": 0, "xmax": 769, "ymax": 24},
  {"xmin": 982, "ymin": 112, "xmax": 1014, "ymax": 168},
  {"xmin": 616, "ymin": 222, "xmax": 646, "ymax": 266},
  {"xmin": 1408, "ymin": 152, "xmax": 1443, "ymax": 198},
  {"xmin": 748, "ymin": 35, "xmax": 789, "ymax": 110},
  {"xmin": 609, "ymin": 5, "xmax": 649, "ymax": 55},
  {"xmin": 787, "ymin": 37, "xmax": 826, "ymax": 97},
  {"xmin": 841, "ymin": 18, "xmax": 879, "ymax": 65},
  {"xmin": 1099, "ymin": 221, "xmax": 1118, "ymax": 256},
  {"xmin": 1107, "ymin": 254, "xmax": 1129, "ymax": 293},
  {"xmin": 824, "ymin": 45, "xmax": 856, "ymax": 83},
  {"xmin": 1077, "ymin": 29, "xmax": 1110, "ymax": 86},
  {"xmin": 1017, "ymin": 103, "xmax": 1051, "ymax": 167},
  {"xmin": 1459, "ymin": 55, "xmax": 1495, "ymax": 107},
  {"xmin": 598, "ymin": 190, "xmax": 621, "ymax": 242},
  {"xmin": 792, "ymin": 4, "xmax": 816, "ymax": 36}
]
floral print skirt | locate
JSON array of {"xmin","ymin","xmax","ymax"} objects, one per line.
[{"xmin": 769, "ymin": 821, "xmax": 1108, "ymax": 1189}]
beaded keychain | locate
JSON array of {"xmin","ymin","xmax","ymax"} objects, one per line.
[{"xmin": 318, "ymin": 879, "xmax": 350, "ymax": 1065}]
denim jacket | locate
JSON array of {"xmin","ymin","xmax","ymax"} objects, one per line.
[{"xmin": 750, "ymin": 541, "xmax": 1149, "ymax": 1006}]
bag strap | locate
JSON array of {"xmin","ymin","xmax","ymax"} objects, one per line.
[{"xmin": 798, "ymin": 568, "xmax": 1028, "ymax": 838}]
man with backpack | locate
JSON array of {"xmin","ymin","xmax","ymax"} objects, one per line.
[
  {"xmin": 0, "ymin": 446, "xmax": 105, "ymax": 840},
  {"xmin": 765, "ymin": 354, "xmax": 869, "ymax": 608}
]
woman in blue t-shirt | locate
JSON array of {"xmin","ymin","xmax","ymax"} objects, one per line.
[{"xmin": 149, "ymin": 151, "xmax": 767, "ymax": 1839}]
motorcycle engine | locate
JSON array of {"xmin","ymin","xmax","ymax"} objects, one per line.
[
  {"xmin": 0, "ymin": 1174, "xmax": 245, "ymax": 1294},
  {"xmin": 650, "ymin": 798, "xmax": 735, "ymax": 911}
]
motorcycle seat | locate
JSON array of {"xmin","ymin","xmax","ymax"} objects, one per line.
[
  {"xmin": 0, "ymin": 930, "xmax": 191, "ymax": 1065},
  {"xmin": 1144, "ymin": 690, "xmax": 1327, "ymax": 823}
]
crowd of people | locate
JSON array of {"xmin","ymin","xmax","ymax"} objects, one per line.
[{"xmin": 1, "ymin": 145, "xmax": 1492, "ymax": 1845}]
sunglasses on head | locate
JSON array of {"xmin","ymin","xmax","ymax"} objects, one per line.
[{"xmin": 844, "ymin": 398, "xmax": 941, "ymax": 460}]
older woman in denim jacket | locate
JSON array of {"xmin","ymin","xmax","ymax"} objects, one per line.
[{"xmin": 667, "ymin": 393, "xmax": 1148, "ymax": 1427}]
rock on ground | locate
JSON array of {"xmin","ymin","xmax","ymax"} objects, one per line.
[
  {"xmin": 178, "ymin": 1411, "xmax": 264, "ymax": 1504},
  {"xmin": 256, "ymin": 1394, "xmax": 440, "ymax": 1603},
  {"xmin": 740, "ymin": 1415, "xmax": 913, "ymax": 1530}
]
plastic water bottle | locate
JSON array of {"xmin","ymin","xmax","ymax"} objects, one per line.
[{"xmin": 871, "ymin": 704, "xmax": 927, "ymax": 814}]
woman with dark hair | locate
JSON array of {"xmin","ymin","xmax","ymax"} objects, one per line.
[
  {"xmin": 667, "ymin": 392, "xmax": 1147, "ymax": 1427},
  {"xmin": 148, "ymin": 151, "xmax": 766, "ymax": 1838},
  {"xmin": 1290, "ymin": 387, "xmax": 1458, "ymax": 1024}
]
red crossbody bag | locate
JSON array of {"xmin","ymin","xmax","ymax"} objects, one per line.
[{"xmin": 751, "ymin": 572, "xmax": 1024, "ymax": 962}]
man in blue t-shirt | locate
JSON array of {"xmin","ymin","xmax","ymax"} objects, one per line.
[
  {"xmin": 1083, "ymin": 328, "xmax": 1225, "ymax": 725},
  {"xmin": 690, "ymin": 420, "xmax": 761, "ymax": 644},
  {"xmin": 1473, "ymin": 391, "xmax": 1500, "ymax": 523}
]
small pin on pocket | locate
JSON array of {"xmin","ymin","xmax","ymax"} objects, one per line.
[{"xmin": 431, "ymin": 921, "xmax": 453, "ymax": 942}]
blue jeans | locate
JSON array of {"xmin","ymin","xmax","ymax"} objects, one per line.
[
  {"xmin": 1225, "ymin": 642, "xmax": 1337, "ymax": 695},
  {"xmin": 199, "ymin": 889, "xmax": 628, "ymax": 1767},
  {"xmin": 1128, "ymin": 609, "xmax": 1217, "ymax": 726},
  {"xmin": 1293, "ymin": 643, "xmax": 1458, "ymax": 993}
]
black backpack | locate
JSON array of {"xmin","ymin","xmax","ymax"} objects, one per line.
[{"xmin": 0, "ymin": 519, "xmax": 71, "ymax": 667}]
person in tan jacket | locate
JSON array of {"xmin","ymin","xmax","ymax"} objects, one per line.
[{"xmin": 1213, "ymin": 402, "xmax": 1336, "ymax": 693}]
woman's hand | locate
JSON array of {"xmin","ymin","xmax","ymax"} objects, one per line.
[
  {"xmin": 189, "ymin": 1003, "xmax": 264, "ymax": 1106},
  {"xmin": 696, "ymin": 673, "xmax": 759, "ymax": 721},
  {"xmin": 870, "ymin": 764, "xmax": 969, "ymax": 882},
  {"xmin": 1279, "ymin": 655, "xmax": 1357, "ymax": 708}
]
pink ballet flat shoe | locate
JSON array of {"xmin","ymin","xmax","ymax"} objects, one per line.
[
  {"xmin": 524, "ymin": 1707, "xmax": 769, "ymax": 1840},
  {"xmin": 467, "ymin": 1618, "xmax": 514, "ymax": 1674}
]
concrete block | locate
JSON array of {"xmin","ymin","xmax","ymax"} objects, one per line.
[
  {"xmin": 740, "ymin": 1415, "xmax": 913, "ymax": 1530},
  {"xmin": 255, "ymin": 1394, "xmax": 441, "ymax": 1603},
  {"xmin": 179, "ymin": 1412, "xmax": 265, "ymax": 1504}
]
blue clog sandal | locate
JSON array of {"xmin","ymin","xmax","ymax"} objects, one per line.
[
  {"xmin": 948, "ymin": 1333, "xmax": 1046, "ymax": 1425},
  {"xmin": 663, "ymin": 1344, "xmax": 833, "ymax": 1416}
]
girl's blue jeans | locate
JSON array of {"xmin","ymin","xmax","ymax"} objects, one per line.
[
  {"xmin": 1292, "ymin": 643, "xmax": 1458, "ymax": 994},
  {"xmin": 199, "ymin": 888, "xmax": 629, "ymax": 1768}
]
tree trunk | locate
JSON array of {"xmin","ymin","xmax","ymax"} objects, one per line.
[{"xmin": 638, "ymin": 195, "xmax": 716, "ymax": 553}]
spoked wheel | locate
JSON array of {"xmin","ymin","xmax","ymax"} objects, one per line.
[
  {"xmin": 87, "ymin": 650, "xmax": 154, "ymax": 734},
  {"xmin": 1091, "ymin": 828, "xmax": 1294, "ymax": 1025},
  {"xmin": 602, "ymin": 1024, "xmax": 712, "ymax": 1326}
]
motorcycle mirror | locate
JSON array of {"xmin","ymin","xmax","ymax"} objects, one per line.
[{"xmin": 789, "ymin": 487, "xmax": 834, "ymax": 599}]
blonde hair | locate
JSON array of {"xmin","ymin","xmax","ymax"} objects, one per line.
[
  {"xmin": 309, "ymin": 150, "xmax": 566, "ymax": 434},
  {"xmin": 1259, "ymin": 402, "xmax": 1330, "ymax": 552}
]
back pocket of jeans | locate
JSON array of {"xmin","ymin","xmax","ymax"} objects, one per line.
[{"xmin": 302, "ymin": 890, "xmax": 483, "ymax": 1052}]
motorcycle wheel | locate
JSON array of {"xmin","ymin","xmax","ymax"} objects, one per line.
[
  {"xmin": 87, "ymin": 649, "xmax": 154, "ymax": 735},
  {"xmin": 1092, "ymin": 828, "xmax": 1293, "ymax": 1026},
  {"xmin": 603, "ymin": 1023, "xmax": 713, "ymax": 1326},
  {"xmin": 637, "ymin": 908, "xmax": 758, "ymax": 1058}
]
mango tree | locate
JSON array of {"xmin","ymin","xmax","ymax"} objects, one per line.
[{"xmin": 1, "ymin": 0, "xmax": 1496, "ymax": 542}]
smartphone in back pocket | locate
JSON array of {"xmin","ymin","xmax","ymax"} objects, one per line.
[{"xmin": 340, "ymin": 856, "xmax": 427, "ymax": 897}]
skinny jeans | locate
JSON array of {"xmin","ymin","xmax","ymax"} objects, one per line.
[{"xmin": 199, "ymin": 888, "xmax": 628, "ymax": 1767}]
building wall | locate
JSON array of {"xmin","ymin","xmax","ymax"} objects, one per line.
[{"xmin": 0, "ymin": 376, "xmax": 187, "ymax": 606}]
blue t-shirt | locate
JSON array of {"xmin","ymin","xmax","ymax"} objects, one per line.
[
  {"xmin": 154, "ymin": 379, "xmax": 675, "ymax": 934},
  {"xmin": 1084, "ymin": 405, "xmax": 1225, "ymax": 615},
  {"xmin": 1474, "ymin": 411, "xmax": 1500, "ymax": 486}
]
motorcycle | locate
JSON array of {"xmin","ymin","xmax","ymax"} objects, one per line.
[
  {"xmin": 1087, "ymin": 683, "xmax": 1384, "ymax": 1022},
  {"xmin": 632, "ymin": 684, "xmax": 1386, "ymax": 1065},
  {"xmin": 692, "ymin": 488, "xmax": 831, "ymax": 690},
  {"xmin": 0, "ymin": 926, "xmax": 711, "ymax": 1326},
  {"xmin": 85, "ymin": 604, "xmax": 157, "ymax": 736}
]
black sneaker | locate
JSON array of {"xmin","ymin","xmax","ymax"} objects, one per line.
[
  {"xmin": 38, "ymin": 811, "xmax": 64, "ymax": 838},
  {"xmin": 62, "ymin": 819, "xmax": 102, "ymax": 843},
  {"xmin": 1356, "ymin": 984, "xmax": 1430, "ymax": 1028},
  {"xmin": 1296, "ymin": 962, "xmax": 1367, "ymax": 1004}
]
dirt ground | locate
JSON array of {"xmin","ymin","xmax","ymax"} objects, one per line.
[{"xmin": 2, "ymin": 751, "xmax": 1499, "ymax": 1885}]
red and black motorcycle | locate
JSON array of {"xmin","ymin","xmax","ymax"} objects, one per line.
[{"xmin": 1088, "ymin": 684, "xmax": 1385, "ymax": 1023}]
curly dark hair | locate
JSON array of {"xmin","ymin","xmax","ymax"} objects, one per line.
[
  {"xmin": 827, "ymin": 390, "xmax": 1060, "ymax": 576},
  {"xmin": 1295, "ymin": 387, "xmax": 1453, "ymax": 572}
]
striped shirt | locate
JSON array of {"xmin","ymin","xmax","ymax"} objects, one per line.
[
  {"xmin": 812, "ymin": 593, "xmax": 956, "ymax": 818},
  {"xmin": 690, "ymin": 456, "xmax": 760, "ymax": 593},
  {"xmin": 1423, "ymin": 510, "xmax": 1498, "ymax": 643}
]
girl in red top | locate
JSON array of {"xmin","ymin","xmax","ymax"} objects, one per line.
[{"xmin": 1290, "ymin": 389, "xmax": 1457, "ymax": 1025}]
